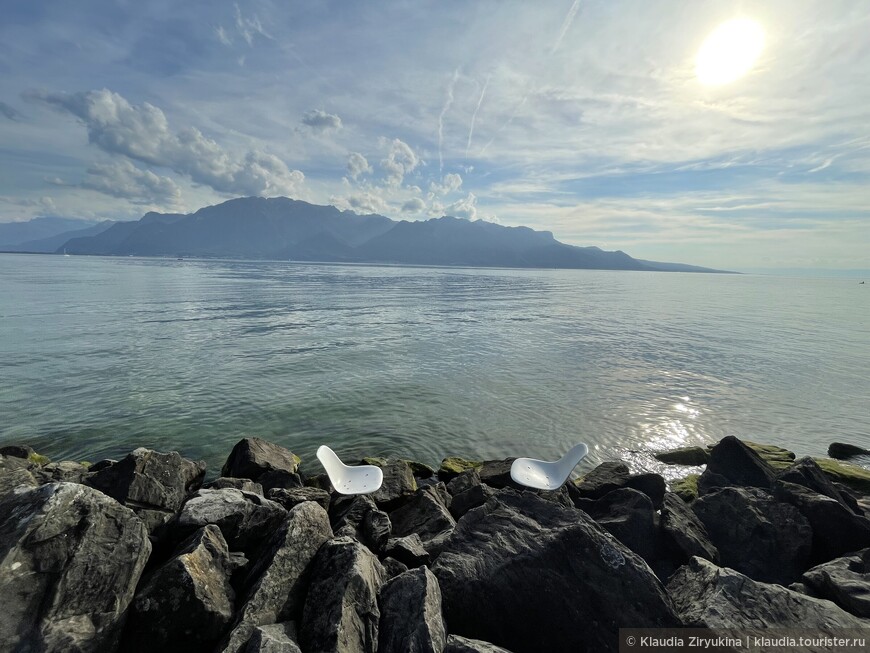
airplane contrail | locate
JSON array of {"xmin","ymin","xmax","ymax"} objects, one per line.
[
  {"xmin": 551, "ymin": 0, "xmax": 581, "ymax": 54},
  {"xmin": 465, "ymin": 75, "xmax": 490, "ymax": 158},
  {"xmin": 438, "ymin": 67, "xmax": 461, "ymax": 176}
]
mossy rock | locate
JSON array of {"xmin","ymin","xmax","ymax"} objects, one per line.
[
  {"xmin": 361, "ymin": 456, "xmax": 388, "ymax": 467},
  {"xmin": 439, "ymin": 456, "xmax": 483, "ymax": 478},
  {"xmin": 813, "ymin": 457, "xmax": 870, "ymax": 495},
  {"xmin": 403, "ymin": 460, "xmax": 437, "ymax": 478},
  {"xmin": 670, "ymin": 474, "xmax": 699, "ymax": 502},
  {"xmin": 654, "ymin": 446, "xmax": 709, "ymax": 466},
  {"xmin": 27, "ymin": 452, "xmax": 51, "ymax": 466},
  {"xmin": 704, "ymin": 440, "xmax": 795, "ymax": 470}
]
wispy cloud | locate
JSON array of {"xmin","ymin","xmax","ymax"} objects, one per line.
[
  {"xmin": 465, "ymin": 76, "xmax": 489, "ymax": 158},
  {"xmin": 551, "ymin": 0, "xmax": 582, "ymax": 54},
  {"xmin": 438, "ymin": 67, "xmax": 461, "ymax": 176}
]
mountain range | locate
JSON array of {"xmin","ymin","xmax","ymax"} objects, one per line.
[{"xmin": 3, "ymin": 197, "xmax": 727, "ymax": 272}]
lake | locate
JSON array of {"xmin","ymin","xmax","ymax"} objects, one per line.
[{"xmin": 1, "ymin": 254, "xmax": 868, "ymax": 479}]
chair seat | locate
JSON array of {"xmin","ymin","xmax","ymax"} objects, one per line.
[
  {"xmin": 317, "ymin": 445, "xmax": 384, "ymax": 495},
  {"xmin": 510, "ymin": 443, "xmax": 589, "ymax": 490}
]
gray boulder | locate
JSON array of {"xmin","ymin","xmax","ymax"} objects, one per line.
[
  {"xmin": 378, "ymin": 567, "xmax": 447, "ymax": 653},
  {"xmin": 692, "ymin": 486, "xmax": 811, "ymax": 584},
  {"xmin": 445, "ymin": 636, "xmax": 515, "ymax": 653},
  {"xmin": 573, "ymin": 461, "xmax": 630, "ymax": 500},
  {"xmin": 0, "ymin": 483, "xmax": 151, "ymax": 653},
  {"xmin": 449, "ymin": 485, "xmax": 495, "ymax": 520},
  {"xmin": 0, "ymin": 444, "xmax": 36, "ymax": 459},
  {"xmin": 362, "ymin": 508, "xmax": 392, "ymax": 554},
  {"xmin": 802, "ymin": 548, "xmax": 870, "ymax": 618},
  {"xmin": 381, "ymin": 557, "xmax": 410, "ymax": 579},
  {"xmin": 245, "ymin": 622, "xmax": 302, "ymax": 653},
  {"xmin": 85, "ymin": 447, "xmax": 206, "ymax": 533},
  {"xmin": 778, "ymin": 457, "xmax": 862, "ymax": 513},
  {"xmin": 34, "ymin": 461, "xmax": 89, "ymax": 484},
  {"xmin": 0, "ymin": 455, "xmax": 36, "ymax": 497},
  {"xmin": 205, "ymin": 477, "xmax": 265, "ymax": 494},
  {"xmin": 384, "ymin": 533, "xmax": 431, "ymax": 568},
  {"xmin": 704, "ymin": 435, "xmax": 776, "ymax": 489},
  {"xmin": 446, "ymin": 469, "xmax": 481, "ymax": 496},
  {"xmin": 222, "ymin": 437, "xmax": 300, "ymax": 481},
  {"xmin": 580, "ymin": 487, "xmax": 659, "ymax": 564},
  {"xmin": 668, "ymin": 556, "xmax": 870, "ymax": 633},
  {"xmin": 267, "ymin": 486, "xmax": 331, "ymax": 511},
  {"xmin": 390, "ymin": 485, "xmax": 456, "ymax": 557},
  {"xmin": 370, "ymin": 459, "xmax": 417, "ymax": 508},
  {"xmin": 432, "ymin": 491, "xmax": 679, "ymax": 653},
  {"xmin": 218, "ymin": 502, "xmax": 333, "ymax": 653},
  {"xmin": 300, "ymin": 536, "xmax": 386, "ymax": 653},
  {"xmin": 829, "ymin": 442, "xmax": 870, "ymax": 460},
  {"xmin": 174, "ymin": 488, "xmax": 287, "ymax": 553},
  {"xmin": 123, "ymin": 525, "xmax": 235, "ymax": 653},
  {"xmin": 660, "ymin": 492, "xmax": 718, "ymax": 563}
]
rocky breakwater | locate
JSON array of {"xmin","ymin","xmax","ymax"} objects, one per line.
[{"xmin": 1, "ymin": 435, "xmax": 869, "ymax": 652}]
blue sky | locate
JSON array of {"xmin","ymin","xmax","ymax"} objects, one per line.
[{"xmin": 1, "ymin": 0, "xmax": 868, "ymax": 269}]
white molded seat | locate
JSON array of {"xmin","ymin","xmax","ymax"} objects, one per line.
[
  {"xmin": 316, "ymin": 445, "xmax": 384, "ymax": 495},
  {"xmin": 510, "ymin": 443, "xmax": 589, "ymax": 490}
]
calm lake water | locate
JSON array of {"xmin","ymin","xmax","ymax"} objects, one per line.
[{"xmin": 1, "ymin": 254, "xmax": 868, "ymax": 479}]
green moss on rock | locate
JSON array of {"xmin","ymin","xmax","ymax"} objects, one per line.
[
  {"xmin": 670, "ymin": 474, "xmax": 699, "ymax": 502},
  {"xmin": 27, "ymin": 452, "xmax": 50, "ymax": 466},
  {"xmin": 439, "ymin": 456, "xmax": 483, "ymax": 476},
  {"xmin": 361, "ymin": 456, "xmax": 388, "ymax": 467},
  {"xmin": 813, "ymin": 458, "xmax": 870, "ymax": 495},
  {"xmin": 402, "ymin": 460, "xmax": 437, "ymax": 478}
]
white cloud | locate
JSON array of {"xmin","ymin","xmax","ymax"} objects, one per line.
[
  {"xmin": 80, "ymin": 160, "xmax": 182, "ymax": 206},
  {"xmin": 429, "ymin": 172, "xmax": 463, "ymax": 197},
  {"xmin": 335, "ymin": 191, "xmax": 388, "ymax": 215},
  {"xmin": 30, "ymin": 88, "xmax": 304, "ymax": 197},
  {"xmin": 234, "ymin": 3, "xmax": 272, "ymax": 46},
  {"xmin": 346, "ymin": 152, "xmax": 372, "ymax": 179},
  {"xmin": 215, "ymin": 25, "xmax": 232, "ymax": 46},
  {"xmin": 445, "ymin": 192, "xmax": 478, "ymax": 220},
  {"xmin": 401, "ymin": 197, "xmax": 426, "ymax": 213},
  {"xmin": 380, "ymin": 138, "xmax": 419, "ymax": 187},
  {"xmin": 301, "ymin": 109, "xmax": 342, "ymax": 132}
]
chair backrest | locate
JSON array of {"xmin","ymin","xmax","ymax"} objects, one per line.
[{"xmin": 556, "ymin": 443, "xmax": 589, "ymax": 478}]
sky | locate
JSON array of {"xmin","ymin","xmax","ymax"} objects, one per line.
[{"xmin": 1, "ymin": 0, "xmax": 868, "ymax": 270}]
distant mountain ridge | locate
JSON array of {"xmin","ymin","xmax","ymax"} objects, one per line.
[
  {"xmin": 53, "ymin": 196, "xmax": 727, "ymax": 273},
  {"xmin": 0, "ymin": 216, "xmax": 108, "ymax": 251}
]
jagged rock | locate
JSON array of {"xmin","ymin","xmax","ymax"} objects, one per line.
[
  {"xmin": 813, "ymin": 457, "xmax": 870, "ymax": 495},
  {"xmin": 205, "ymin": 477, "xmax": 265, "ymax": 494},
  {"xmin": 774, "ymin": 481, "xmax": 870, "ymax": 562},
  {"xmin": 381, "ymin": 557, "xmax": 409, "ymax": 579},
  {"xmin": 218, "ymin": 502, "xmax": 333, "ymax": 653},
  {"xmin": 573, "ymin": 461, "xmax": 630, "ymax": 499},
  {"xmin": 802, "ymin": 548, "xmax": 870, "ymax": 618},
  {"xmin": 34, "ymin": 460, "xmax": 89, "ymax": 484},
  {"xmin": 222, "ymin": 437, "xmax": 301, "ymax": 481},
  {"xmin": 653, "ymin": 446, "xmax": 709, "ymax": 466},
  {"xmin": 692, "ymin": 486, "xmax": 812, "ymax": 584},
  {"xmin": 123, "ymin": 525, "xmax": 235, "ymax": 653},
  {"xmin": 267, "ymin": 486, "xmax": 331, "ymax": 511},
  {"xmin": 446, "ymin": 468, "xmax": 481, "ymax": 496},
  {"xmin": 378, "ymin": 566, "xmax": 447, "ymax": 653},
  {"xmin": 245, "ymin": 622, "xmax": 302, "ymax": 653},
  {"xmin": 370, "ymin": 459, "xmax": 417, "ymax": 508},
  {"xmin": 477, "ymin": 459, "xmax": 518, "ymax": 489},
  {"xmin": 0, "ymin": 456, "xmax": 37, "ymax": 497},
  {"xmin": 705, "ymin": 436, "xmax": 777, "ymax": 489},
  {"xmin": 174, "ymin": 488, "xmax": 287, "ymax": 553},
  {"xmin": 581, "ymin": 487, "xmax": 659, "ymax": 563},
  {"xmin": 829, "ymin": 442, "xmax": 870, "ymax": 460},
  {"xmin": 0, "ymin": 483, "xmax": 151, "ymax": 653},
  {"xmin": 258, "ymin": 470, "xmax": 303, "ymax": 493},
  {"xmin": 303, "ymin": 472, "xmax": 333, "ymax": 492},
  {"xmin": 85, "ymin": 447, "xmax": 206, "ymax": 533},
  {"xmin": 449, "ymin": 483, "xmax": 495, "ymax": 520},
  {"xmin": 445, "ymin": 635, "xmax": 515, "ymax": 653},
  {"xmin": 624, "ymin": 472, "xmax": 666, "ymax": 508},
  {"xmin": 362, "ymin": 508, "xmax": 392, "ymax": 553},
  {"xmin": 668, "ymin": 556, "xmax": 870, "ymax": 632},
  {"xmin": 696, "ymin": 470, "xmax": 733, "ymax": 496},
  {"xmin": 660, "ymin": 492, "xmax": 718, "ymax": 563},
  {"xmin": 669, "ymin": 474, "xmax": 699, "ymax": 502},
  {"xmin": 300, "ymin": 536, "xmax": 386, "ymax": 653},
  {"xmin": 432, "ymin": 491, "xmax": 679, "ymax": 653},
  {"xmin": 330, "ymin": 494, "xmax": 377, "ymax": 540},
  {"xmin": 0, "ymin": 444, "xmax": 36, "ymax": 459},
  {"xmin": 740, "ymin": 440, "xmax": 797, "ymax": 470},
  {"xmin": 88, "ymin": 458, "xmax": 116, "ymax": 472},
  {"xmin": 438, "ymin": 457, "xmax": 482, "ymax": 481},
  {"xmin": 778, "ymin": 457, "xmax": 861, "ymax": 513},
  {"xmin": 384, "ymin": 534, "xmax": 431, "ymax": 568},
  {"xmin": 390, "ymin": 485, "xmax": 456, "ymax": 557},
  {"xmin": 406, "ymin": 460, "xmax": 437, "ymax": 479}
]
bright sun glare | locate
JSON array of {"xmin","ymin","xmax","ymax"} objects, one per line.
[{"xmin": 696, "ymin": 18, "xmax": 764, "ymax": 85}]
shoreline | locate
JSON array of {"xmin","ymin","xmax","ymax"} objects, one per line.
[{"xmin": 2, "ymin": 435, "xmax": 870, "ymax": 652}]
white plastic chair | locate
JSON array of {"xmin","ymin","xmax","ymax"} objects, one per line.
[
  {"xmin": 510, "ymin": 443, "xmax": 589, "ymax": 490},
  {"xmin": 316, "ymin": 445, "xmax": 384, "ymax": 495}
]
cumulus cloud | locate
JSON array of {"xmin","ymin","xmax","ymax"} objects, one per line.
[
  {"xmin": 380, "ymin": 138, "xmax": 419, "ymax": 187},
  {"xmin": 29, "ymin": 88, "xmax": 304, "ymax": 197},
  {"xmin": 80, "ymin": 160, "xmax": 182, "ymax": 205},
  {"xmin": 401, "ymin": 198, "xmax": 426, "ymax": 213},
  {"xmin": 429, "ymin": 172, "xmax": 463, "ymax": 196},
  {"xmin": 346, "ymin": 152, "xmax": 372, "ymax": 179},
  {"xmin": 445, "ymin": 192, "xmax": 479, "ymax": 220},
  {"xmin": 301, "ymin": 109, "xmax": 342, "ymax": 132},
  {"xmin": 0, "ymin": 101, "xmax": 20, "ymax": 121},
  {"xmin": 339, "ymin": 191, "xmax": 388, "ymax": 215}
]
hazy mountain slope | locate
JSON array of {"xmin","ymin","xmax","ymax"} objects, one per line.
[
  {"xmin": 4, "ymin": 221, "xmax": 115, "ymax": 253},
  {"xmin": 0, "ymin": 217, "xmax": 102, "ymax": 249}
]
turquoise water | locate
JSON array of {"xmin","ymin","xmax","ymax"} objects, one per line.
[{"xmin": 1, "ymin": 254, "xmax": 868, "ymax": 478}]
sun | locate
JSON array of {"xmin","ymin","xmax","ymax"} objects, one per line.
[{"xmin": 696, "ymin": 18, "xmax": 764, "ymax": 85}]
